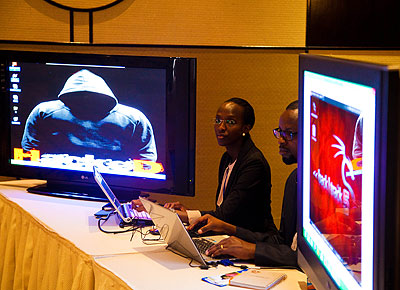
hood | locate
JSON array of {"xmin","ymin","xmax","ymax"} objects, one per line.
[
  {"xmin": 58, "ymin": 69, "xmax": 117, "ymax": 104},
  {"xmin": 58, "ymin": 69, "xmax": 118, "ymax": 119}
]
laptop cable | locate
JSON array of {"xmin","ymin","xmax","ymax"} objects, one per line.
[{"xmin": 97, "ymin": 211, "xmax": 138, "ymax": 234}]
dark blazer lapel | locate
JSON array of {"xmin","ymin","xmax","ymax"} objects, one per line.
[{"xmin": 222, "ymin": 135, "xmax": 254, "ymax": 199}]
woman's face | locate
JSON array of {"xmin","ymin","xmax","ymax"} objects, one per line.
[{"xmin": 214, "ymin": 102, "xmax": 250, "ymax": 148}]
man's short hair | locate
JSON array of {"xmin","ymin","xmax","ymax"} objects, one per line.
[{"xmin": 286, "ymin": 100, "xmax": 298, "ymax": 111}]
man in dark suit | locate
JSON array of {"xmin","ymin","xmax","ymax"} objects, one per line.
[{"xmin": 188, "ymin": 100, "xmax": 299, "ymax": 267}]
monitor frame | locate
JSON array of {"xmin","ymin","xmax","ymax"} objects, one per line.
[
  {"xmin": 298, "ymin": 54, "xmax": 400, "ymax": 290},
  {"xmin": 0, "ymin": 50, "xmax": 196, "ymax": 202}
]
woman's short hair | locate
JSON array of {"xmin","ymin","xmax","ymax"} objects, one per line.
[{"xmin": 224, "ymin": 97, "xmax": 255, "ymax": 129}]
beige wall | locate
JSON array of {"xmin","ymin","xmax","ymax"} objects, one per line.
[{"xmin": 1, "ymin": 0, "xmax": 306, "ymax": 46}]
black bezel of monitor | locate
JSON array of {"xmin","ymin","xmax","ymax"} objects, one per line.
[
  {"xmin": 298, "ymin": 54, "xmax": 400, "ymax": 290},
  {"xmin": 0, "ymin": 50, "xmax": 196, "ymax": 202}
]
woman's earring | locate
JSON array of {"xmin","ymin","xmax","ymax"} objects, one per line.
[{"xmin": 242, "ymin": 132, "xmax": 246, "ymax": 136}]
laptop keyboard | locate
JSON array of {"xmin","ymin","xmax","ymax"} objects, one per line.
[
  {"xmin": 193, "ymin": 238, "xmax": 215, "ymax": 254},
  {"xmin": 121, "ymin": 203, "xmax": 152, "ymax": 221}
]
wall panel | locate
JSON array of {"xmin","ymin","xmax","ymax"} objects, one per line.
[
  {"xmin": 93, "ymin": 0, "xmax": 306, "ymax": 46},
  {"xmin": 0, "ymin": 0, "xmax": 306, "ymax": 47},
  {"xmin": 0, "ymin": 0, "xmax": 69, "ymax": 42}
]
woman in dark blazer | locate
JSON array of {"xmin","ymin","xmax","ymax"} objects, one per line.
[{"xmin": 165, "ymin": 98, "xmax": 276, "ymax": 233}]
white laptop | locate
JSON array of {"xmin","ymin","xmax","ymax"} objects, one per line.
[
  {"xmin": 139, "ymin": 196, "xmax": 228, "ymax": 267},
  {"xmin": 93, "ymin": 166, "xmax": 152, "ymax": 227}
]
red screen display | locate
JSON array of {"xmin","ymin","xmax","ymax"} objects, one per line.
[{"xmin": 309, "ymin": 95, "xmax": 362, "ymax": 276}]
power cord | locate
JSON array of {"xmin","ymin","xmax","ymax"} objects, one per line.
[
  {"xmin": 164, "ymin": 245, "xmax": 215, "ymax": 270},
  {"xmin": 96, "ymin": 212, "xmax": 165, "ymax": 245},
  {"xmin": 97, "ymin": 211, "xmax": 137, "ymax": 234},
  {"xmin": 205, "ymin": 259, "xmax": 248, "ymax": 269},
  {"xmin": 135, "ymin": 226, "xmax": 164, "ymax": 244}
]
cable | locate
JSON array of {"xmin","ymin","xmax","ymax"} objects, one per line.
[
  {"xmin": 97, "ymin": 212, "xmax": 137, "ymax": 234},
  {"xmin": 138, "ymin": 227, "xmax": 164, "ymax": 244},
  {"xmin": 165, "ymin": 245, "xmax": 214, "ymax": 269},
  {"xmin": 222, "ymin": 259, "xmax": 300, "ymax": 270}
]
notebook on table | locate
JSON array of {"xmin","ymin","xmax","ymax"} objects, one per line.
[
  {"xmin": 139, "ymin": 197, "xmax": 228, "ymax": 268},
  {"xmin": 229, "ymin": 269, "xmax": 287, "ymax": 289},
  {"xmin": 93, "ymin": 166, "xmax": 153, "ymax": 227}
]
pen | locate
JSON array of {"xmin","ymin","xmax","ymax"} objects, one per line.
[{"xmin": 267, "ymin": 273, "xmax": 287, "ymax": 289}]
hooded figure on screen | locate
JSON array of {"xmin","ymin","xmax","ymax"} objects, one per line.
[{"xmin": 21, "ymin": 69, "xmax": 157, "ymax": 161}]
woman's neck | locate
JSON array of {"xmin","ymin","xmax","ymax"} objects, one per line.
[{"xmin": 225, "ymin": 139, "xmax": 245, "ymax": 161}]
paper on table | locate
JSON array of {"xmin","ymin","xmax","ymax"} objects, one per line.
[{"xmin": 229, "ymin": 269, "xmax": 287, "ymax": 289}]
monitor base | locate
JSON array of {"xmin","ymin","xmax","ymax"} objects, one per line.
[{"xmin": 27, "ymin": 181, "xmax": 141, "ymax": 203}]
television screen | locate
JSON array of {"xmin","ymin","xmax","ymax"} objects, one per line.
[
  {"xmin": 298, "ymin": 54, "xmax": 400, "ymax": 290},
  {"xmin": 0, "ymin": 50, "xmax": 196, "ymax": 201}
]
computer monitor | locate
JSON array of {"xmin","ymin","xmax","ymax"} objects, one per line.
[
  {"xmin": 298, "ymin": 54, "xmax": 400, "ymax": 290},
  {"xmin": 0, "ymin": 50, "xmax": 196, "ymax": 201}
]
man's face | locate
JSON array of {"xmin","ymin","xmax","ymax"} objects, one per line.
[
  {"xmin": 60, "ymin": 92, "xmax": 116, "ymax": 120},
  {"xmin": 277, "ymin": 109, "xmax": 298, "ymax": 165}
]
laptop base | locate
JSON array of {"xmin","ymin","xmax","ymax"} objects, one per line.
[{"xmin": 118, "ymin": 217, "xmax": 154, "ymax": 228}]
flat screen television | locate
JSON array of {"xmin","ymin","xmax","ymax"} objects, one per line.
[
  {"xmin": 0, "ymin": 50, "xmax": 196, "ymax": 202},
  {"xmin": 298, "ymin": 54, "xmax": 400, "ymax": 290}
]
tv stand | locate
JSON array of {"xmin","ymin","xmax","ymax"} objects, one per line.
[{"xmin": 27, "ymin": 180, "xmax": 141, "ymax": 203}]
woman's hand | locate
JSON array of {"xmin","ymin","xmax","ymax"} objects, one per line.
[
  {"xmin": 164, "ymin": 201, "xmax": 187, "ymax": 212},
  {"xmin": 187, "ymin": 214, "xmax": 236, "ymax": 235},
  {"xmin": 131, "ymin": 199, "xmax": 146, "ymax": 211}
]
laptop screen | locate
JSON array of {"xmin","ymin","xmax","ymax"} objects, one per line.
[{"xmin": 93, "ymin": 166, "xmax": 123, "ymax": 213}]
